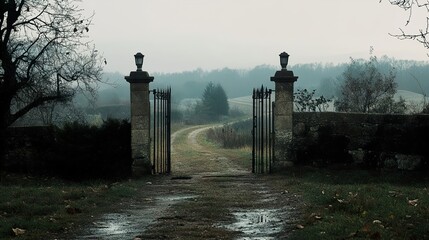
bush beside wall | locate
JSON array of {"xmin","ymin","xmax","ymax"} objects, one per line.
[
  {"xmin": 293, "ymin": 112, "xmax": 429, "ymax": 171},
  {"xmin": 5, "ymin": 119, "xmax": 132, "ymax": 180}
]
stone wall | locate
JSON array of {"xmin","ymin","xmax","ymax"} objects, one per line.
[{"xmin": 292, "ymin": 112, "xmax": 429, "ymax": 170}]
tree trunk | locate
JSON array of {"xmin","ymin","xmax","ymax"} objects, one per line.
[{"xmin": 0, "ymin": 123, "xmax": 6, "ymax": 181}]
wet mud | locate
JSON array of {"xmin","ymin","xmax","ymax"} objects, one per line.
[{"xmin": 73, "ymin": 125, "xmax": 300, "ymax": 239}]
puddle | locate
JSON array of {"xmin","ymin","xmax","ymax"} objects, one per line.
[
  {"xmin": 222, "ymin": 209, "xmax": 283, "ymax": 240},
  {"xmin": 75, "ymin": 195, "xmax": 197, "ymax": 239},
  {"xmin": 156, "ymin": 195, "xmax": 197, "ymax": 202}
]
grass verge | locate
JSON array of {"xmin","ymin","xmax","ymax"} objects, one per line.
[
  {"xmin": 0, "ymin": 174, "xmax": 144, "ymax": 240},
  {"xmin": 283, "ymin": 168, "xmax": 429, "ymax": 240}
]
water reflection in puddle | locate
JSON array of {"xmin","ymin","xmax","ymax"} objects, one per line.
[
  {"xmin": 76, "ymin": 195, "xmax": 196, "ymax": 239},
  {"xmin": 223, "ymin": 209, "xmax": 283, "ymax": 240}
]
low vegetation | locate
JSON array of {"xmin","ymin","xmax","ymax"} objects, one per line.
[
  {"xmin": 284, "ymin": 168, "xmax": 429, "ymax": 239},
  {"xmin": 0, "ymin": 174, "xmax": 142, "ymax": 239},
  {"xmin": 205, "ymin": 120, "xmax": 252, "ymax": 149}
]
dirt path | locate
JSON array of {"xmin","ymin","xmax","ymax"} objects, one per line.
[
  {"xmin": 75, "ymin": 124, "xmax": 300, "ymax": 239},
  {"xmin": 172, "ymin": 124, "xmax": 248, "ymax": 176}
]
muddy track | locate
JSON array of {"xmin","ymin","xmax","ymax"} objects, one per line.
[{"xmin": 74, "ymin": 124, "xmax": 300, "ymax": 240}]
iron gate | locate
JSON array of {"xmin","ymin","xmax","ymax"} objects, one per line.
[
  {"xmin": 152, "ymin": 88, "xmax": 171, "ymax": 174},
  {"xmin": 252, "ymin": 86, "xmax": 274, "ymax": 174}
]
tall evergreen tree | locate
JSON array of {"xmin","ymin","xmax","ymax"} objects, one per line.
[{"xmin": 198, "ymin": 82, "xmax": 229, "ymax": 118}]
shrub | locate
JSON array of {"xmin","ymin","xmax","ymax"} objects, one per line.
[
  {"xmin": 5, "ymin": 119, "xmax": 132, "ymax": 180},
  {"xmin": 53, "ymin": 119, "xmax": 132, "ymax": 180}
]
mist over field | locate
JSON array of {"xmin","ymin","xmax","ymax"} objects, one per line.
[{"xmin": 94, "ymin": 57, "xmax": 429, "ymax": 110}]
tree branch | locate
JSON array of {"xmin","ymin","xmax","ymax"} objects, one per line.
[{"xmin": 9, "ymin": 94, "xmax": 68, "ymax": 125}]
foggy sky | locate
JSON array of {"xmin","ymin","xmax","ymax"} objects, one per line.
[{"xmin": 80, "ymin": 0, "xmax": 428, "ymax": 74}]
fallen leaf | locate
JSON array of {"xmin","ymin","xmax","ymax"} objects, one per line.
[
  {"xmin": 296, "ymin": 224, "xmax": 305, "ymax": 229},
  {"xmin": 388, "ymin": 190, "xmax": 397, "ymax": 195},
  {"xmin": 408, "ymin": 199, "xmax": 418, "ymax": 207},
  {"xmin": 12, "ymin": 228, "xmax": 26, "ymax": 236}
]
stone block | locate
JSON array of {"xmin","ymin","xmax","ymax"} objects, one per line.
[
  {"xmin": 349, "ymin": 149, "xmax": 365, "ymax": 165},
  {"xmin": 131, "ymin": 144, "xmax": 150, "ymax": 158},
  {"xmin": 131, "ymin": 83, "xmax": 149, "ymax": 92},
  {"xmin": 132, "ymin": 157, "xmax": 152, "ymax": 177},
  {"xmin": 275, "ymin": 103, "xmax": 293, "ymax": 116},
  {"xmin": 275, "ymin": 116, "xmax": 293, "ymax": 131},
  {"xmin": 131, "ymin": 145, "xmax": 145, "ymax": 159},
  {"xmin": 131, "ymin": 116, "xmax": 150, "ymax": 130},
  {"xmin": 294, "ymin": 122, "xmax": 306, "ymax": 135},
  {"xmin": 131, "ymin": 102, "xmax": 150, "ymax": 116},
  {"xmin": 275, "ymin": 91, "xmax": 293, "ymax": 103},
  {"xmin": 131, "ymin": 130, "xmax": 150, "ymax": 145},
  {"xmin": 131, "ymin": 91, "xmax": 149, "ymax": 103},
  {"xmin": 396, "ymin": 154, "xmax": 423, "ymax": 170}
]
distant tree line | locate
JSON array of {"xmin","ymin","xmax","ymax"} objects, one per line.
[
  {"xmin": 96, "ymin": 57, "xmax": 429, "ymax": 107},
  {"xmin": 18, "ymin": 56, "xmax": 429, "ymax": 126}
]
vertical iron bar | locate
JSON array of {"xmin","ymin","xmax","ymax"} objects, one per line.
[
  {"xmin": 159, "ymin": 90, "xmax": 162, "ymax": 173},
  {"xmin": 263, "ymin": 87, "xmax": 266, "ymax": 173},
  {"xmin": 260, "ymin": 86, "xmax": 265, "ymax": 173},
  {"xmin": 271, "ymin": 102, "xmax": 275, "ymax": 174},
  {"xmin": 256, "ymin": 88, "xmax": 260, "ymax": 173},
  {"xmin": 156, "ymin": 90, "xmax": 162, "ymax": 173},
  {"xmin": 153, "ymin": 90, "xmax": 157, "ymax": 174},
  {"xmin": 268, "ymin": 89, "xmax": 272, "ymax": 173},
  {"xmin": 164, "ymin": 90, "xmax": 167, "ymax": 173},
  {"xmin": 161, "ymin": 90, "xmax": 164, "ymax": 173},
  {"xmin": 167, "ymin": 88, "xmax": 171, "ymax": 174},
  {"xmin": 252, "ymin": 89, "xmax": 256, "ymax": 173}
]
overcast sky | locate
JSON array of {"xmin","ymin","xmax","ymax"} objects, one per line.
[{"xmin": 80, "ymin": 0, "xmax": 428, "ymax": 74}]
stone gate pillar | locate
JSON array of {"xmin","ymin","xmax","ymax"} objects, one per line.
[
  {"xmin": 125, "ymin": 53, "xmax": 154, "ymax": 177},
  {"xmin": 270, "ymin": 52, "xmax": 298, "ymax": 171}
]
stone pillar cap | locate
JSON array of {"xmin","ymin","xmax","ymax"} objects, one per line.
[
  {"xmin": 270, "ymin": 69, "xmax": 298, "ymax": 83},
  {"xmin": 125, "ymin": 71, "xmax": 154, "ymax": 83}
]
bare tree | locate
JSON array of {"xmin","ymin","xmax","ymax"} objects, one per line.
[
  {"xmin": 0, "ymin": 0, "xmax": 103, "ymax": 166},
  {"xmin": 335, "ymin": 57, "xmax": 405, "ymax": 113},
  {"xmin": 385, "ymin": 0, "xmax": 429, "ymax": 49}
]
